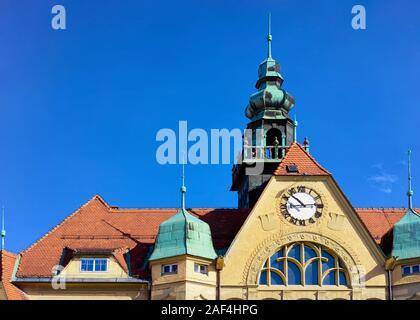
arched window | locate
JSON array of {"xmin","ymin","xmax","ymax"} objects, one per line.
[{"xmin": 259, "ymin": 242, "xmax": 349, "ymax": 287}]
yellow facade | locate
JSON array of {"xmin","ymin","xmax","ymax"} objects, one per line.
[
  {"xmin": 150, "ymin": 255, "xmax": 216, "ymax": 300},
  {"xmin": 220, "ymin": 176, "xmax": 387, "ymax": 300},
  {"xmin": 15, "ymin": 255, "xmax": 149, "ymax": 300},
  {"xmin": 16, "ymin": 283, "xmax": 149, "ymax": 300},
  {"xmin": 390, "ymin": 258, "xmax": 420, "ymax": 300},
  {"xmin": 60, "ymin": 256, "xmax": 128, "ymax": 279}
]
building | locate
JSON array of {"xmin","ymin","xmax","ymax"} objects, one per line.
[{"xmin": 1, "ymin": 19, "xmax": 419, "ymax": 300}]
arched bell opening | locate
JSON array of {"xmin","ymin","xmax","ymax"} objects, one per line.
[{"xmin": 265, "ymin": 128, "xmax": 283, "ymax": 159}]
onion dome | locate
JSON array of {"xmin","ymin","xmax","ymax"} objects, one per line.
[
  {"xmin": 392, "ymin": 208, "xmax": 420, "ymax": 260},
  {"xmin": 391, "ymin": 150, "xmax": 420, "ymax": 260},
  {"xmin": 149, "ymin": 161, "xmax": 217, "ymax": 262},
  {"xmin": 149, "ymin": 208, "xmax": 217, "ymax": 261},
  {"xmin": 245, "ymin": 15, "xmax": 295, "ymax": 121}
]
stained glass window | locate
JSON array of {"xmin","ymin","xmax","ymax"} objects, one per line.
[{"xmin": 259, "ymin": 242, "xmax": 349, "ymax": 287}]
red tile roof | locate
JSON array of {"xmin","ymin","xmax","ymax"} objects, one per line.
[
  {"xmin": 355, "ymin": 208, "xmax": 410, "ymax": 244},
  {"xmin": 274, "ymin": 143, "xmax": 330, "ymax": 176},
  {"xmin": 0, "ymin": 250, "xmax": 27, "ymax": 300},
  {"xmin": 16, "ymin": 196, "xmax": 250, "ymax": 279},
  {"xmin": 13, "ymin": 197, "xmax": 412, "ymax": 280}
]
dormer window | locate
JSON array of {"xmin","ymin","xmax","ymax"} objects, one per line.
[
  {"xmin": 80, "ymin": 258, "xmax": 108, "ymax": 272},
  {"xmin": 161, "ymin": 264, "xmax": 178, "ymax": 275}
]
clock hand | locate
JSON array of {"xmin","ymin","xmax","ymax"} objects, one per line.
[
  {"xmin": 288, "ymin": 203, "xmax": 300, "ymax": 212},
  {"xmin": 290, "ymin": 195, "xmax": 306, "ymax": 206}
]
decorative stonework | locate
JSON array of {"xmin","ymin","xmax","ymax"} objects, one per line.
[
  {"xmin": 327, "ymin": 212, "xmax": 346, "ymax": 231},
  {"xmin": 243, "ymin": 232, "xmax": 363, "ymax": 287},
  {"xmin": 258, "ymin": 212, "xmax": 278, "ymax": 231}
]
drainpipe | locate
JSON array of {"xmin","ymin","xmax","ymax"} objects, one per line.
[
  {"xmin": 385, "ymin": 257, "xmax": 396, "ymax": 300},
  {"xmin": 215, "ymin": 256, "xmax": 225, "ymax": 300},
  {"xmin": 148, "ymin": 281, "xmax": 152, "ymax": 300},
  {"xmin": 216, "ymin": 270, "xmax": 221, "ymax": 300},
  {"xmin": 387, "ymin": 270, "xmax": 393, "ymax": 300}
]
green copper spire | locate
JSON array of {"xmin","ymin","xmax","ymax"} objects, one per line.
[
  {"xmin": 391, "ymin": 150, "xmax": 420, "ymax": 260},
  {"xmin": 407, "ymin": 149, "xmax": 413, "ymax": 209},
  {"xmin": 149, "ymin": 160, "xmax": 217, "ymax": 262},
  {"xmin": 1, "ymin": 206, "xmax": 5, "ymax": 251},
  {"xmin": 245, "ymin": 14, "xmax": 295, "ymax": 121},
  {"xmin": 267, "ymin": 13, "xmax": 272, "ymax": 59},
  {"xmin": 181, "ymin": 152, "xmax": 186, "ymax": 210}
]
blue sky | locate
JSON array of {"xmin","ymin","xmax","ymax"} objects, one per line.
[{"xmin": 0, "ymin": 0, "xmax": 419, "ymax": 252}]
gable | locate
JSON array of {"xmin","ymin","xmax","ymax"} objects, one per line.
[{"xmin": 222, "ymin": 172, "xmax": 387, "ymax": 288}]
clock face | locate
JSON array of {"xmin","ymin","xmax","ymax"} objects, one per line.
[{"xmin": 280, "ymin": 186, "xmax": 324, "ymax": 226}]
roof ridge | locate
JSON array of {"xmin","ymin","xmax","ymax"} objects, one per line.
[
  {"xmin": 295, "ymin": 143, "xmax": 331, "ymax": 175},
  {"xmin": 19, "ymin": 195, "xmax": 109, "ymax": 256},
  {"xmin": 274, "ymin": 143, "xmax": 330, "ymax": 176}
]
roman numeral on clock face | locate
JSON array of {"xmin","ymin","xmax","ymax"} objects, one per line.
[
  {"xmin": 280, "ymin": 204, "xmax": 287, "ymax": 213},
  {"xmin": 290, "ymin": 217, "xmax": 298, "ymax": 225},
  {"xmin": 297, "ymin": 186, "xmax": 306, "ymax": 193}
]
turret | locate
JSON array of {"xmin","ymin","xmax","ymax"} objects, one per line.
[
  {"xmin": 231, "ymin": 14, "xmax": 297, "ymax": 209},
  {"xmin": 149, "ymin": 160, "xmax": 217, "ymax": 299}
]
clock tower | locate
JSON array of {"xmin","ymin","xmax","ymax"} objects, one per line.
[{"xmin": 231, "ymin": 15, "xmax": 297, "ymax": 209}]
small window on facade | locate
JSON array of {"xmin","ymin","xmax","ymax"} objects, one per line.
[
  {"xmin": 402, "ymin": 264, "xmax": 420, "ymax": 276},
  {"xmin": 161, "ymin": 264, "xmax": 178, "ymax": 275},
  {"xmin": 194, "ymin": 263, "xmax": 208, "ymax": 275},
  {"xmin": 80, "ymin": 258, "xmax": 108, "ymax": 272}
]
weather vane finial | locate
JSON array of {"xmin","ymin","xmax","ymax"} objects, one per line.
[
  {"xmin": 267, "ymin": 13, "xmax": 272, "ymax": 58},
  {"xmin": 181, "ymin": 152, "xmax": 187, "ymax": 211},
  {"xmin": 407, "ymin": 150, "xmax": 414, "ymax": 210}
]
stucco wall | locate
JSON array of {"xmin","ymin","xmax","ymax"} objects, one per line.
[{"xmin": 220, "ymin": 176, "xmax": 387, "ymax": 300}]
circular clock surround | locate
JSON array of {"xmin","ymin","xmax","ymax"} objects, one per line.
[{"xmin": 279, "ymin": 186, "xmax": 324, "ymax": 226}]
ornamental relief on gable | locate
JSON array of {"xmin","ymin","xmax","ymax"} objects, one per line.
[
  {"xmin": 242, "ymin": 232, "xmax": 363, "ymax": 287},
  {"xmin": 258, "ymin": 212, "xmax": 278, "ymax": 231},
  {"xmin": 327, "ymin": 212, "xmax": 346, "ymax": 231}
]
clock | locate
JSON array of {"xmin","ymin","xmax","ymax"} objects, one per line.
[{"xmin": 280, "ymin": 186, "xmax": 324, "ymax": 226}]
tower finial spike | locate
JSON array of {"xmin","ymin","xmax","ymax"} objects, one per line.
[
  {"xmin": 267, "ymin": 13, "xmax": 272, "ymax": 58},
  {"xmin": 180, "ymin": 152, "xmax": 186, "ymax": 211},
  {"xmin": 1, "ymin": 206, "xmax": 5, "ymax": 251},
  {"xmin": 293, "ymin": 114, "xmax": 298, "ymax": 143},
  {"xmin": 407, "ymin": 149, "xmax": 414, "ymax": 210}
]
